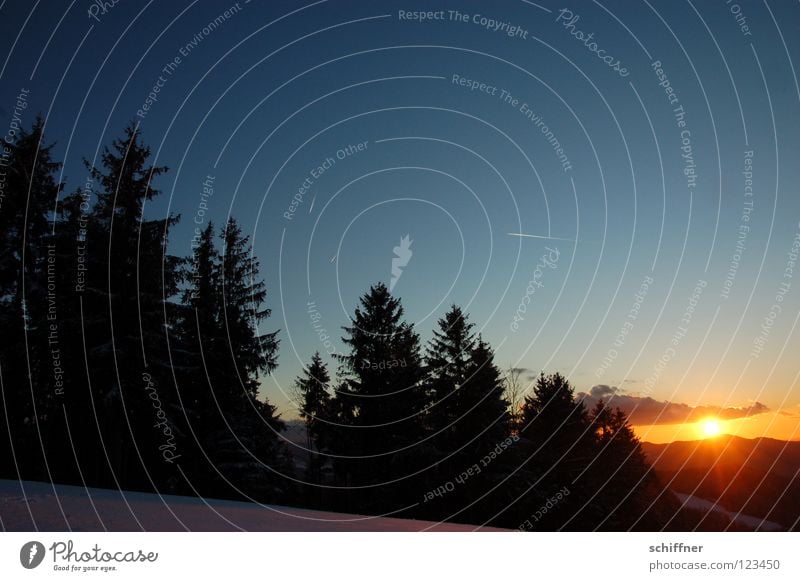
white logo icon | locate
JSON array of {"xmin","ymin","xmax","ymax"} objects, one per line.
[{"xmin": 390, "ymin": 235, "xmax": 413, "ymax": 291}]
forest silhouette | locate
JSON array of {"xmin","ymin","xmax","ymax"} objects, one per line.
[{"xmin": 0, "ymin": 120, "xmax": 738, "ymax": 530}]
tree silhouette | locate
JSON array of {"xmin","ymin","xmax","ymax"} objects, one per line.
[
  {"xmin": 514, "ymin": 372, "xmax": 593, "ymax": 529},
  {"xmin": 80, "ymin": 123, "xmax": 181, "ymax": 489},
  {"xmin": 177, "ymin": 217, "xmax": 289, "ymax": 502},
  {"xmin": 424, "ymin": 305, "xmax": 476, "ymax": 454},
  {"xmin": 331, "ymin": 282, "xmax": 425, "ymax": 512},
  {"xmin": 0, "ymin": 119, "xmax": 688, "ymax": 531},
  {"xmin": 294, "ymin": 351, "xmax": 332, "ymax": 485},
  {"xmin": 457, "ymin": 337, "xmax": 509, "ymax": 455},
  {"xmin": 580, "ymin": 399, "xmax": 675, "ymax": 530},
  {"xmin": 0, "ymin": 117, "xmax": 63, "ymax": 482},
  {"xmin": 503, "ymin": 366, "xmax": 526, "ymax": 436}
]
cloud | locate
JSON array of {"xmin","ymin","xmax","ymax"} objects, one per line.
[
  {"xmin": 589, "ymin": 384, "xmax": 618, "ymax": 397},
  {"xmin": 778, "ymin": 405, "xmax": 800, "ymax": 418},
  {"xmin": 577, "ymin": 385, "xmax": 770, "ymax": 425}
]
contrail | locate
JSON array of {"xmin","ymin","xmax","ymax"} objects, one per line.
[
  {"xmin": 507, "ymin": 232, "xmax": 580, "ymax": 242},
  {"xmin": 309, "ymin": 194, "xmax": 316, "ymax": 213}
]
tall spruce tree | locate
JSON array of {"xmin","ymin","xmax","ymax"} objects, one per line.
[
  {"xmin": 458, "ymin": 337, "xmax": 509, "ymax": 454},
  {"xmin": 515, "ymin": 372, "xmax": 593, "ymax": 529},
  {"xmin": 579, "ymin": 400, "xmax": 674, "ymax": 530},
  {"xmin": 332, "ymin": 283, "xmax": 425, "ymax": 512},
  {"xmin": 0, "ymin": 117, "xmax": 63, "ymax": 482},
  {"xmin": 195, "ymin": 217, "xmax": 289, "ymax": 502},
  {"xmin": 422, "ymin": 307, "xmax": 510, "ymax": 522},
  {"xmin": 219, "ymin": 217, "xmax": 278, "ymax": 400},
  {"xmin": 424, "ymin": 305, "xmax": 476, "ymax": 452},
  {"xmin": 294, "ymin": 352, "xmax": 332, "ymax": 491},
  {"xmin": 295, "ymin": 352, "xmax": 331, "ymax": 452},
  {"xmin": 75, "ymin": 123, "xmax": 182, "ymax": 490},
  {"xmin": 179, "ymin": 222, "xmax": 221, "ymax": 417}
]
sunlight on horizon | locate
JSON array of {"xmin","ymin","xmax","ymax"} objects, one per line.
[
  {"xmin": 700, "ymin": 418, "xmax": 722, "ymax": 438},
  {"xmin": 633, "ymin": 411, "xmax": 800, "ymax": 444}
]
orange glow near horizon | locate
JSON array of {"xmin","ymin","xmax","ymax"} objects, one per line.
[
  {"xmin": 633, "ymin": 411, "xmax": 800, "ymax": 444},
  {"xmin": 699, "ymin": 418, "xmax": 722, "ymax": 438}
]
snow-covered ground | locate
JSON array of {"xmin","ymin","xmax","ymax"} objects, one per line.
[
  {"xmin": 0, "ymin": 480, "xmax": 502, "ymax": 532},
  {"xmin": 674, "ymin": 492, "xmax": 784, "ymax": 532}
]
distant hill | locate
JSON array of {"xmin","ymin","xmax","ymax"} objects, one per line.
[{"xmin": 642, "ymin": 435, "xmax": 800, "ymax": 530}]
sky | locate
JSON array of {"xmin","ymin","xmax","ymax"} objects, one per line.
[{"xmin": 2, "ymin": 0, "xmax": 799, "ymax": 442}]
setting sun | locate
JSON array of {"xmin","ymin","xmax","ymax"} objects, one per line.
[{"xmin": 701, "ymin": 419, "xmax": 722, "ymax": 438}]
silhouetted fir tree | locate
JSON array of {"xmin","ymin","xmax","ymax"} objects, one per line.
[
  {"xmin": 513, "ymin": 372, "xmax": 594, "ymax": 529},
  {"xmin": 332, "ymin": 282, "xmax": 426, "ymax": 512},
  {"xmin": 458, "ymin": 337, "xmax": 509, "ymax": 455},
  {"xmin": 424, "ymin": 305, "xmax": 475, "ymax": 452},
  {"xmin": 171, "ymin": 221, "xmax": 221, "ymax": 494},
  {"xmin": 519, "ymin": 372, "xmax": 592, "ymax": 472},
  {"xmin": 295, "ymin": 353, "xmax": 332, "ymax": 455},
  {"xmin": 0, "ymin": 116, "xmax": 60, "ymax": 296},
  {"xmin": 71, "ymin": 123, "xmax": 183, "ymax": 491},
  {"xmin": 49, "ymin": 183, "xmax": 104, "ymax": 486},
  {"xmin": 197, "ymin": 217, "xmax": 290, "ymax": 502},
  {"xmin": 448, "ymin": 337, "xmax": 511, "ymax": 524},
  {"xmin": 185, "ymin": 223, "xmax": 220, "ymax": 334},
  {"xmin": 325, "ymin": 379, "xmax": 357, "ymax": 497},
  {"xmin": 178, "ymin": 222, "xmax": 221, "ymax": 416},
  {"xmin": 219, "ymin": 218, "xmax": 278, "ymax": 402},
  {"xmin": 293, "ymin": 352, "xmax": 332, "ymax": 505},
  {"xmin": 580, "ymin": 400, "xmax": 676, "ymax": 530},
  {"xmin": 417, "ymin": 305, "xmax": 476, "ymax": 517},
  {"xmin": 421, "ymin": 308, "xmax": 511, "ymax": 521},
  {"xmin": 0, "ymin": 117, "xmax": 63, "ymax": 482}
]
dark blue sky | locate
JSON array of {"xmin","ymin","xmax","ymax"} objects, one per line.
[{"xmin": 2, "ymin": 0, "xmax": 799, "ymax": 435}]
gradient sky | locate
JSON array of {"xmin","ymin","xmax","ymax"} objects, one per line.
[{"xmin": 2, "ymin": 0, "xmax": 799, "ymax": 441}]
